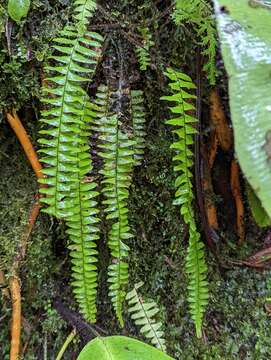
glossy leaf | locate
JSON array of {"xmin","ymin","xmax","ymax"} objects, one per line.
[
  {"xmin": 247, "ymin": 184, "xmax": 271, "ymax": 228},
  {"xmin": 214, "ymin": 0, "xmax": 271, "ymax": 218},
  {"xmin": 77, "ymin": 336, "xmax": 174, "ymax": 360},
  {"xmin": 8, "ymin": 0, "xmax": 30, "ymax": 22}
]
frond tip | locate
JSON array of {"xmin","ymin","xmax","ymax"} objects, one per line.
[
  {"xmin": 73, "ymin": 0, "xmax": 97, "ymax": 27},
  {"xmin": 161, "ymin": 67, "xmax": 209, "ymax": 338},
  {"xmin": 173, "ymin": 0, "xmax": 217, "ymax": 85},
  {"xmin": 135, "ymin": 28, "xmax": 154, "ymax": 71},
  {"xmin": 126, "ymin": 282, "xmax": 167, "ymax": 352}
]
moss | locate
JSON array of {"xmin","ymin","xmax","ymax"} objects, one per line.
[
  {"xmin": 0, "ymin": 123, "xmax": 68, "ymax": 357},
  {"xmin": 0, "ymin": 0, "xmax": 71, "ymax": 110}
]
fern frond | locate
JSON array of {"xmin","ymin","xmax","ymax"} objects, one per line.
[
  {"xmin": 73, "ymin": 0, "xmax": 97, "ymax": 28},
  {"xmin": 131, "ymin": 90, "xmax": 146, "ymax": 166},
  {"xmin": 38, "ymin": 26, "xmax": 103, "ymax": 217},
  {"xmin": 94, "ymin": 84, "xmax": 111, "ymax": 121},
  {"xmin": 161, "ymin": 68, "xmax": 209, "ymax": 338},
  {"xmin": 135, "ymin": 28, "xmax": 154, "ymax": 71},
  {"xmin": 64, "ymin": 94, "xmax": 100, "ymax": 323},
  {"xmin": 126, "ymin": 282, "xmax": 167, "ymax": 352},
  {"xmin": 96, "ymin": 104, "xmax": 135, "ymax": 326},
  {"xmin": 173, "ymin": 0, "xmax": 217, "ymax": 85}
]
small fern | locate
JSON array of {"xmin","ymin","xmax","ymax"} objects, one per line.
[
  {"xmin": 126, "ymin": 282, "xmax": 166, "ymax": 352},
  {"xmin": 161, "ymin": 68, "xmax": 209, "ymax": 338},
  {"xmin": 38, "ymin": 26, "xmax": 103, "ymax": 217},
  {"xmin": 73, "ymin": 0, "xmax": 97, "ymax": 28},
  {"xmin": 95, "ymin": 86, "xmax": 135, "ymax": 325},
  {"xmin": 135, "ymin": 27, "xmax": 154, "ymax": 71},
  {"xmin": 173, "ymin": 0, "xmax": 217, "ymax": 85},
  {"xmin": 131, "ymin": 90, "xmax": 146, "ymax": 166}
]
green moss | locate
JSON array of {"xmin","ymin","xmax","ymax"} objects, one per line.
[
  {"xmin": 0, "ymin": 124, "xmax": 68, "ymax": 357},
  {"xmin": 0, "ymin": 1, "xmax": 72, "ymax": 110}
]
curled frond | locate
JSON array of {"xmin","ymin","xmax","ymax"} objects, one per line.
[
  {"xmin": 126, "ymin": 282, "xmax": 167, "ymax": 352},
  {"xmin": 131, "ymin": 90, "xmax": 146, "ymax": 166},
  {"xmin": 161, "ymin": 67, "xmax": 209, "ymax": 338}
]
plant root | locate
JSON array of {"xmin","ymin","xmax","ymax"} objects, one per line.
[
  {"xmin": 6, "ymin": 111, "xmax": 43, "ymax": 179},
  {"xmin": 6, "ymin": 110, "xmax": 43, "ymax": 360},
  {"xmin": 9, "ymin": 275, "xmax": 21, "ymax": 360},
  {"xmin": 209, "ymin": 89, "xmax": 233, "ymax": 152},
  {"xmin": 230, "ymin": 160, "xmax": 245, "ymax": 243}
]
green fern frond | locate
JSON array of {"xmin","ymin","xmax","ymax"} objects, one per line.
[
  {"xmin": 161, "ymin": 68, "xmax": 209, "ymax": 338},
  {"xmin": 173, "ymin": 0, "xmax": 217, "ymax": 85},
  {"xmin": 73, "ymin": 0, "xmax": 97, "ymax": 28},
  {"xmin": 63, "ymin": 94, "xmax": 100, "ymax": 323},
  {"xmin": 97, "ymin": 105, "xmax": 135, "ymax": 326},
  {"xmin": 131, "ymin": 90, "xmax": 146, "ymax": 166},
  {"xmin": 135, "ymin": 27, "xmax": 154, "ymax": 71},
  {"xmin": 126, "ymin": 282, "xmax": 167, "ymax": 352},
  {"xmin": 94, "ymin": 84, "xmax": 111, "ymax": 121},
  {"xmin": 38, "ymin": 26, "xmax": 103, "ymax": 217}
]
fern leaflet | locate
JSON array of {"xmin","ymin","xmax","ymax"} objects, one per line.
[
  {"xmin": 126, "ymin": 282, "xmax": 166, "ymax": 352},
  {"xmin": 135, "ymin": 27, "xmax": 154, "ymax": 71},
  {"xmin": 131, "ymin": 90, "xmax": 146, "ymax": 166},
  {"xmin": 161, "ymin": 68, "xmax": 209, "ymax": 338}
]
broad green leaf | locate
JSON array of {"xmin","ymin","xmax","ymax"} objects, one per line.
[
  {"xmin": 8, "ymin": 0, "xmax": 30, "ymax": 22},
  {"xmin": 77, "ymin": 336, "xmax": 174, "ymax": 360},
  {"xmin": 213, "ymin": 0, "xmax": 271, "ymax": 217},
  {"xmin": 247, "ymin": 184, "xmax": 271, "ymax": 228}
]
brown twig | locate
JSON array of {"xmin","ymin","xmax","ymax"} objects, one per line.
[
  {"xmin": 11, "ymin": 200, "xmax": 41, "ymax": 273},
  {"xmin": 6, "ymin": 111, "xmax": 43, "ymax": 179},
  {"xmin": 230, "ymin": 160, "xmax": 245, "ymax": 244},
  {"xmin": 6, "ymin": 110, "xmax": 43, "ymax": 360},
  {"xmin": 209, "ymin": 89, "xmax": 233, "ymax": 152},
  {"xmin": 9, "ymin": 275, "xmax": 21, "ymax": 360},
  {"xmin": 208, "ymin": 130, "xmax": 218, "ymax": 169},
  {"xmin": 201, "ymin": 143, "xmax": 218, "ymax": 230}
]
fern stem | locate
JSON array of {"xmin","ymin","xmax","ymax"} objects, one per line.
[{"xmin": 55, "ymin": 329, "xmax": 77, "ymax": 360}]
